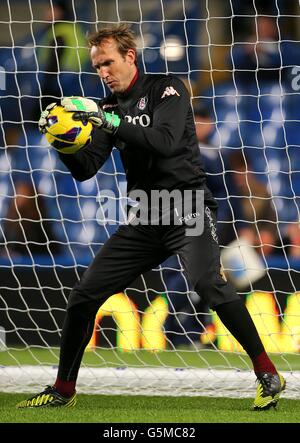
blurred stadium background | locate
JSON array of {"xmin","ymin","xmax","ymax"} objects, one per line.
[{"xmin": 0, "ymin": 0, "xmax": 300, "ymax": 398}]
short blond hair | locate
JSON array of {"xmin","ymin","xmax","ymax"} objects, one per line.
[{"xmin": 87, "ymin": 23, "xmax": 137, "ymax": 65}]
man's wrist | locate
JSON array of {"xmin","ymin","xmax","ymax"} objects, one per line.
[
  {"xmin": 104, "ymin": 112, "xmax": 121, "ymax": 126},
  {"xmin": 101, "ymin": 111, "xmax": 121, "ymax": 135}
]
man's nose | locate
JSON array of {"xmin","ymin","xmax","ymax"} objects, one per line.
[{"xmin": 99, "ymin": 67, "xmax": 109, "ymax": 79}]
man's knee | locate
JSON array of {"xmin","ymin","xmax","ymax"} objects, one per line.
[
  {"xmin": 66, "ymin": 300, "xmax": 97, "ymax": 321},
  {"xmin": 194, "ymin": 269, "xmax": 217, "ymax": 293},
  {"xmin": 195, "ymin": 272, "xmax": 239, "ymax": 308},
  {"xmin": 66, "ymin": 285, "xmax": 109, "ymax": 319}
]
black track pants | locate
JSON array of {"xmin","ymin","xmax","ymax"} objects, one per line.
[
  {"xmin": 68, "ymin": 207, "xmax": 239, "ymax": 314},
  {"xmin": 57, "ymin": 206, "xmax": 240, "ymax": 381}
]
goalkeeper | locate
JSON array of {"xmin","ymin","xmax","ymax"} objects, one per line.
[{"xmin": 17, "ymin": 24, "xmax": 285, "ymax": 410}]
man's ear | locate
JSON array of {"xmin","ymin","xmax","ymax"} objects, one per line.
[{"xmin": 126, "ymin": 48, "xmax": 136, "ymax": 65}]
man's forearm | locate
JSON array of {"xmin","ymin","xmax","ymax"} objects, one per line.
[
  {"xmin": 116, "ymin": 120, "xmax": 179, "ymax": 157},
  {"xmin": 58, "ymin": 128, "xmax": 113, "ymax": 181}
]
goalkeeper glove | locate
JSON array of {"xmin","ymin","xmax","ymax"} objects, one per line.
[
  {"xmin": 61, "ymin": 96, "xmax": 121, "ymax": 135},
  {"xmin": 38, "ymin": 102, "xmax": 57, "ymax": 134}
]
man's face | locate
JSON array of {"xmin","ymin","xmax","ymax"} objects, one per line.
[{"xmin": 90, "ymin": 38, "xmax": 136, "ymax": 94}]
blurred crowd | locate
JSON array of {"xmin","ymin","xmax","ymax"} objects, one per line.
[{"xmin": 0, "ymin": 0, "xmax": 299, "ymax": 284}]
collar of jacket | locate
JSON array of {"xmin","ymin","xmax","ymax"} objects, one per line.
[{"xmin": 116, "ymin": 70, "xmax": 146, "ymax": 111}]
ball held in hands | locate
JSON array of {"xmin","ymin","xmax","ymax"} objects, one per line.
[
  {"xmin": 39, "ymin": 103, "xmax": 93, "ymax": 154},
  {"xmin": 61, "ymin": 96, "xmax": 121, "ymax": 135}
]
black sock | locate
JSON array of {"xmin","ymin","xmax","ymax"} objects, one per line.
[
  {"xmin": 215, "ymin": 299, "xmax": 265, "ymax": 359},
  {"xmin": 57, "ymin": 307, "xmax": 95, "ymax": 382}
]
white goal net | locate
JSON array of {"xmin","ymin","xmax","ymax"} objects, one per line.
[{"xmin": 0, "ymin": 0, "xmax": 300, "ymax": 399}]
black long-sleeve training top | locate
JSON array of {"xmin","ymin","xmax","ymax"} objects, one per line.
[{"xmin": 59, "ymin": 72, "xmax": 209, "ymax": 195}]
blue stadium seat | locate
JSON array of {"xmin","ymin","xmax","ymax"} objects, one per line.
[{"xmin": 200, "ymin": 80, "xmax": 300, "ymax": 234}]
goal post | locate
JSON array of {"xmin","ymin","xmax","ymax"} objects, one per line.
[{"xmin": 0, "ymin": 0, "xmax": 300, "ymax": 398}]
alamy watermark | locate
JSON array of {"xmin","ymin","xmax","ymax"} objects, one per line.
[
  {"xmin": 96, "ymin": 188, "xmax": 205, "ymax": 236},
  {"xmin": 0, "ymin": 66, "xmax": 6, "ymax": 91},
  {"xmin": 291, "ymin": 66, "xmax": 300, "ymax": 91}
]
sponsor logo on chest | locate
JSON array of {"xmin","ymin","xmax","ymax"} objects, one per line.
[{"xmin": 124, "ymin": 114, "xmax": 151, "ymax": 127}]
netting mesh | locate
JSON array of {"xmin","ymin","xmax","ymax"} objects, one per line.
[{"xmin": 0, "ymin": 0, "xmax": 300, "ymax": 397}]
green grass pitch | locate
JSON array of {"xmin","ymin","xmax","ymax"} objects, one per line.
[
  {"xmin": 1, "ymin": 347, "xmax": 300, "ymax": 423},
  {"xmin": 1, "ymin": 393, "xmax": 300, "ymax": 423}
]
